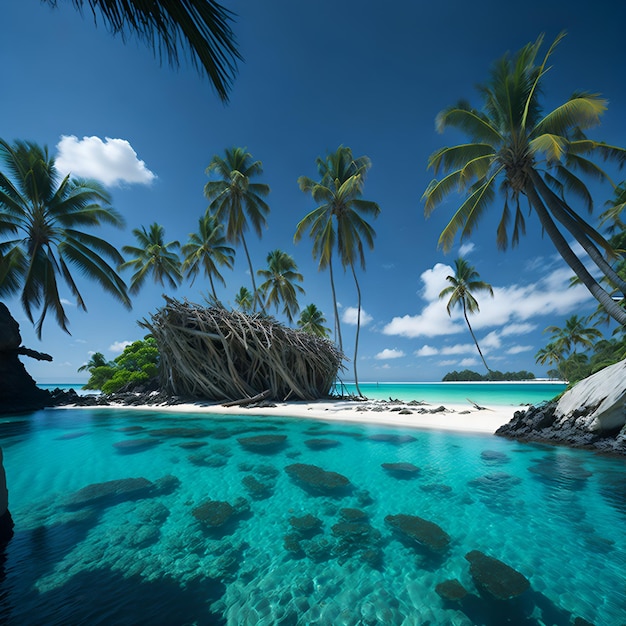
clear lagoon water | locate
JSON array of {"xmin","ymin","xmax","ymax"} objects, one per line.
[{"xmin": 1, "ymin": 390, "xmax": 624, "ymax": 625}]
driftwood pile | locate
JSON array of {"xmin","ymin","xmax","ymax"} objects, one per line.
[{"xmin": 141, "ymin": 298, "xmax": 345, "ymax": 402}]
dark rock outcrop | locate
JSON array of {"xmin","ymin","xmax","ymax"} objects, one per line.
[
  {"xmin": 497, "ymin": 357, "xmax": 626, "ymax": 455},
  {"xmin": 385, "ymin": 513, "xmax": 451, "ymax": 552},
  {"xmin": 465, "ymin": 550, "xmax": 530, "ymax": 600},
  {"xmin": 285, "ymin": 463, "xmax": 352, "ymax": 495},
  {"xmin": 435, "ymin": 579, "xmax": 468, "ymax": 602}
]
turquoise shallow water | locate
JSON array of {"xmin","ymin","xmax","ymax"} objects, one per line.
[
  {"xmin": 335, "ymin": 382, "xmax": 567, "ymax": 406},
  {"xmin": 1, "ymin": 406, "xmax": 624, "ymax": 625}
]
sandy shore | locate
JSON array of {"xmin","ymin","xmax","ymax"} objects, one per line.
[{"xmin": 94, "ymin": 397, "xmax": 523, "ymax": 435}]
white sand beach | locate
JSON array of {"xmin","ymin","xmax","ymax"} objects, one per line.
[{"xmin": 97, "ymin": 397, "xmax": 522, "ymax": 435}]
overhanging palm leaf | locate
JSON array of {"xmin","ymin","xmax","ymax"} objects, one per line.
[{"xmin": 44, "ymin": 0, "xmax": 241, "ymax": 102}]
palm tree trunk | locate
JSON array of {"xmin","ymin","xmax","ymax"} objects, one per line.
[
  {"xmin": 525, "ymin": 177, "xmax": 626, "ymax": 326},
  {"xmin": 208, "ymin": 274, "xmax": 218, "ymax": 302},
  {"xmin": 240, "ymin": 233, "xmax": 263, "ymax": 313},
  {"xmin": 350, "ymin": 263, "xmax": 363, "ymax": 397},
  {"xmin": 462, "ymin": 300, "xmax": 490, "ymax": 372},
  {"xmin": 532, "ymin": 172, "xmax": 626, "ymax": 295},
  {"xmin": 328, "ymin": 254, "xmax": 343, "ymax": 351}
]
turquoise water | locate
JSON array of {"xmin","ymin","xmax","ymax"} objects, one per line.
[
  {"xmin": 335, "ymin": 382, "xmax": 566, "ymax": 406},
  {"xmin": 43, "ymin": 381, "xmax": 567, "ymax": 406},
  {"xmin": 1, "ymin": 407, "xmax": 624, "ymax": 625}
]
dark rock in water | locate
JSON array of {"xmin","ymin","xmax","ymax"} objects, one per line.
[
  {"xmin": 419, "ymin": 483, "xmax": 453, "ymax": 495},
  {"xmin": 331, "ymin": 521, "xmax": 372, "ymax": 542},
  {"xmin": 436, "ymin": 579, "xmax": 468, "ymax": 602},
  {"xmin": 113, "ymin": 438, "xmax": 161, "ymax": 453},
  {"xmin": 289, "ymin": 513, "xmax": 323, "ymax": 535},
  {"xmin": 237, "ymin": 434, "xmax": 288, "ymax": 453},
  {"xmin": 115, "ymin": 426, "xmax": 145, "ymax": 433},
  {"xmin": 528, "ymin": 456, "xmax": 592, "ymax": 490},
  {"xmin": 242, "ymin": 475, "xmax": 273, "ymax": 499},
  {"xmin": 385, "ymin": 513, "xmax": 451, "ymax": 551},
  {"xmin": 193, "ymin": 500, "xmax": 234, "ymax": 527},
  {"xmin": 178, "ymin": 441, "xmax": 207, "ymax": 450},
  {"xmin": 55, "ymin": 431, "xmax": 89, "ymax": 440},
  {"xmin": 367, "ymin": 433, "xmax": 417, "ymax": 444},
  {"xmin": 149, "ymin": 427, "xmax": 208, "ymax": 439},
  {"xmin": 573, "ymin": 617, "xmax": 595, "ymax": 626},
  {"xmin": 468, "ymin": 472, "xmax": 522, "ymax": 494},
  {"xmin": 187, "ymin": 452, "xmax": 228, "ymax": 468},
  {"xmin": 304, "ymin": 438, "xmax": 341, "ymax": 450},
  {"xmin": 285, "ymin": 463, "xmax": 352, "ymax": 496},
  {"xmin": 339, "ymin": 507, "xmax": 368, "ymax": 521},
  {"xmin": 381, "ymin": 462, "xmax": 420, "ymax": 478},
  {"xmin": 283, "ymin": 532, "xmax": 303, "ymax": 554},
  {"xmin": 0, "ymin": 509, "xmax": 14, "ymax": 546},
  {"xmin": 465, "ymin": 550, "xmax": 530, "ymax": 600},
  {"xmin": 480, "ymin": 450, "xmax": 510, "ymax": 464},
  {"xmin": 154, "ymin": 474, "xmax": 180, "ymax": 495},
  {"xmin": 192, "ymin": 497, "xmax": 249, "ymax": 528},
  {"xmin": 64, "ymin": 477, "xmax": 156, "ymax": 509},
  {"xmin": 301, "ymin": 537, "xmax": 333, "ymax": 562}
]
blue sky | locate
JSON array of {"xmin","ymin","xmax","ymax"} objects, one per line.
[{"xmin": 2, "ymin": 0, "xmax": 625, "ymax": 384}]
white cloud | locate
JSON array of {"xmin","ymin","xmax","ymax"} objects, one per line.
[
  {"xmin": 342, "ymin": 307, "xmax": 373, "ymax": 326},
  {"xmin": 375, "ymin": 348, "xmax": 405, "ymax": 360},
  {"xmin": 438, "ymin": 359, "xmax": 458, "ymax": 366},
  {"xmin": 384, "ymin": 262, "xmax": 592, "ymax": 339},
  {"xmin": 460, "ymin": 357, "xmax": 479, "ymax": 366},
  {"xmin": 459, "ymin": 242, "xmax": 475, "ymax": 256},
  {"xmin": 56, "ymin": 135, "xmax": 156, "ymax": 186},
  {"xmin": 506, "ymin": 345, "xmax": 534, "ymax": 354},
  {"xmin": 415, "ymin": 345, "xmax": 438, "ymax": 356},
  {"xmin": 481, "ymin": 331, "xmax": 501, "ymax": 349},
  {"xmin": 109, "ymin": 340, "xmax": 132, "ymax": 354},
  {"xmin": 440, "ymin": 343, "xmax": 475, "ymax": 355},
  {"xmin": 501, "ymin": 323, "xmax": 537, "ymax": 336}
]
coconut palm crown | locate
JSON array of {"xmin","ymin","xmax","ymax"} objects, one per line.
[
  {"xmin": 0, "ymin": 139, "xmax": 130, "ymax": 337},
  {"xmin": 257, "ymin": 249, "xmax": 305, "ymax": 323},
  {"xmin": 423, "ymin": 33, "xmax": 626, "ymax": 326}
]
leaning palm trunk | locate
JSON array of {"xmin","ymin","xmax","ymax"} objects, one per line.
[
  {"xmin": 350, "ymin": 263, "xmax": 363, "ymax": 396},
  {"xmin": 525, "ymin": 176, "xmax": 626, "ymax": 326},
  {"xmin": 532, "ymin": 173, "xmax": 626, "ymax": 295},
  {"xmin": 240, "ymin": 233, "xmax": 263, "ymax": 313},
  {"xmin": 462, "ymin": 301, "xmax": 490, "ymax": 372},
  {"xmin": 141, "ymin": 298, "xmax": 345, "ymax": 401},
  {"xmin": 328, "ymin": 255, "xmax": 343, "ymax": 351}
]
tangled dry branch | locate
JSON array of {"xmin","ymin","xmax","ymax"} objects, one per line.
[{"xmin": 140, "ymin": 298, "xmax": 345, "ymax": 402}]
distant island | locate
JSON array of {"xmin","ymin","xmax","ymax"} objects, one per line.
[{"xmin": 442, "ymin": 369, "xmax": 536, "ymax": 382}]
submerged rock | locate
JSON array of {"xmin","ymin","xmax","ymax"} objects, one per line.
[
  {"xmin": 339, "ymin": 507, "xmax": 368, "ymax": 521},
  {"xmin": 113, "ymin": 438, "xmax": 161, "ymax": 453},
  {"xmin": 465, "ymin": 550, "xmax": 530, "ymax": 600},
  {"xmin": 64, "ymin": 477, "xmax": 157, "ymax": 509},
  {"xmin": 385, "ymin": 513, "xmax": 451, "ymax": 551},
  {"xmin": 192, "ymin": 497, "xmax": 249, "ymax": 528},
  {"xmin": 237, "ymin": 434, "xmax": 288, "ymax": 453},
  {"xmin": 436, "ymin": 579, "xmax": 468, "ymax": 602},
  {"xmin": 241, "ymin": 475, "xmax": 273, "ymax": 499},
  {"xmin": 304, "ymin": 438, "xmax": 341, "ymax": 450},
  {"xmin": 367, "ymin": 433, "xmax": 417, "ymax": 444},
  {"xmin": 285, "ymin": 463, "xmax": 352, "ymax": 495},
  {"xmin": 289, "ymin": 513, "xmax": 323, "ymax": 535},
  {"xmin": 381, "ymin": 462, "xmax": 420, "ymax": 477}
]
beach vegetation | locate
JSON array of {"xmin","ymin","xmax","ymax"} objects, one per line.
[
  {"xmin": 423, "ymin": 33, "xmax": 626, "ymax": 326},
  {"xmin": 43, "ymin": 0, "xmax": 242, "ymax": 103},
  {"xmin": 234, "ymin": 286, "xmax": 254, "ymax": 312},
  {"xmin": 182, "ymin": 211, "xmax": 235, "ymax": 301},
  {"xmin": 204, "ymin": 147, "xmax": 270, "ymax": 312},
  {"xmin": 442, "ymin": 369, "xmax": 535, "ymax": 382},
  {"xmin": 0, "ymin": 139, "xmax": 130, "ymax": 338},
  {"xmin": 257, "ymin": 249, "xmax": 305, "ymax": 323},
  {"xmin": 77, "ymin": 351, "xmax": 111, "ymax": 373},
  {"xmin": 439, "ymin": 258, "xmax": 493, "ymax": 372},
  {"xmin": 295, "ymin": 146, "xmax": 380, "ymax": 396},
  {"xmin": 120, "ymin": 222, "xmax": 182, "ymax": 293},
  {"xmin": 298, "ymin": 303, "xmax": 331, "ymax": 338},
  {"xmin": 83, "ymin": 336, "xmax": 159, "ymax": 392}
]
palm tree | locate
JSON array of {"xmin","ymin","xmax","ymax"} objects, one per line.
[
  {"xmin": 182, "ymin": 211, "xmax": 234, "ymax": 301},
  {"xmin": 204, "ymin": 147, "xmax": 270, "ymax": 311},
  {"xmin": 0, "ymin": 139, "xmax": 130, "ymax": 337},
  {"xmin": 439, "ymin": 258, "xmax": 494, "ymax": 372},
  {"xmin": 234, "ymin": 286, "xmax": 253, "ymax": 312},
  {"xmin": 44, "ymin": 0, "xmax": 241, "ymax": 102},
  {"xmin": 257, "ymin": 249, "xmax": 305, "ymax": 323},
  {"xmin": 77, "ymin": 351, "xmax": 110, "ymax": 373},
  {"xmin": 535, "ymin": 342, "xmax": 566, "ymax": 380},
  {"xmin": 295, "ymin": 146, "xmax": 380, "ymax": 396},
  {"xmin": 298, "ymin": 303, "xmax": 330, "ymax": 338},
  {"xmin": 119, "ymin": 222, "xmax": 182, "ymax": 294},
  {"xmin": 545, "ymin": 314, "xmax": 603, "ymax": 355},
  {"xmin": 423, "ymin": 33, "xmax": 626, "ymax": 326}
]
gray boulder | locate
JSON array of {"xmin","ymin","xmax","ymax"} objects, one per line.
[{"xmin": 497, "ymin": 357, "xmax": 626, "ymax": 455}]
